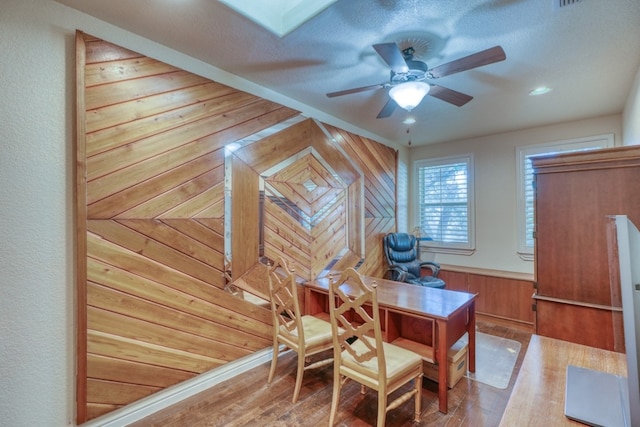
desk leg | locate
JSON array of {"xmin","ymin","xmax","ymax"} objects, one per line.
[
  {"xmin": 436, "ymin": 319, "xmax": 448, "ymax": 414},
  {"xmin": 468, "ymin": 302, "xmax": 476, "ymax": 373}
]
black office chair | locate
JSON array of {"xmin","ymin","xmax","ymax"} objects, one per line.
[{"xmin": 383, "ymin": 232, "xmax": 446, "ymax": 289}]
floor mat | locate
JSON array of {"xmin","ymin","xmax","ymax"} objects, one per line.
[{"xmin": 464, "ymin": 332, "xmax": 521, "ymax": 389}]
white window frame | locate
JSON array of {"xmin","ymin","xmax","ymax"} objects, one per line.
[
  {"xmin": 413, "ymin": 154, "xmax": 475, "ymax": 255},
  {"xmin": 516, "ymin": 134, "xmax": 614, "ymax": 260}
]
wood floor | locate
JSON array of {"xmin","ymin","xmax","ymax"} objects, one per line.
[{"xmin": 130, "ymin": 321, "xmax": 531, "ymax": 427}]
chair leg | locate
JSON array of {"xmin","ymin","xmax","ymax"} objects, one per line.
[
  {"xmin": 328, "ymin": 368, "xmax": 342, "ymax": 426},
  {"xmin": 292, "ymin": 349, "xmax": 305, "ymax": 403},
  {"xmin": 414, "ymin": 374, "xmax": 423, "ymax": 423},
  {"xmin": 377, "ymin": 392, "xmax": 387, "ymax": 427},
  {"xmin": 267, "ymin": 340, "xmax": 280, "ymax": 384}
]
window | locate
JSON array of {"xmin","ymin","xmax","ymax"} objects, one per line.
[
  {"xmin": 414, "ymin": 155, "xmax": 475, "ymax": 254},
  {"xmin": 516, "ymin": 134, "xmax": 614, "ymax": 260}
]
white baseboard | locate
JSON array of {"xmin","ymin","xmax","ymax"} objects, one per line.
[{"xmin": 81, "ymin": 347, "xmax": 274, "ymax": 427}]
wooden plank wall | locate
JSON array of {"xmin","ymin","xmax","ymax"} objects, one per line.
[
  {"xmin": 75, "ymin": 32, "xmax": 397, "ymax": 422},
  {"xmin": 439, "ymin": 269, "xmax": 535, "ymax": 329},
  {"xmin": 322, "ymin": 124, "xmax": 397, "ymax": 278}
]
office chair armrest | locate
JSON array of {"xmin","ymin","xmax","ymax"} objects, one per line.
[
  {"xmin": 387, "ymin": 265, "xmax": 409, "ymax": 282},
  {"xmin": 419, "ymin": 261, "xmax": 441, "ymax": 277}
]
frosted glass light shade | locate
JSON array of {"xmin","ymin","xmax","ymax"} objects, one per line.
[{"xmin": 389, "ymin": 82, "xmax": 430, "ymax": 111}]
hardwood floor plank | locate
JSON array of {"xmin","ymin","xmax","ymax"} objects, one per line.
[{"xmin": 129, "ymin": 321, "xmax": 530, "ymax": 426}]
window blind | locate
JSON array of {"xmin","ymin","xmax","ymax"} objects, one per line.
[{"xmin": 417, "ymin": 161, "xmax": 469, "ymax": 244}]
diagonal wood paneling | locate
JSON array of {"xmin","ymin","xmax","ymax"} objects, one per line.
[
  {"xmin": 77, "ymin": 32, "xmax": 299, "ymax": 422},
  {"xmin": 321, "ymin": 124, "xmax": 398, "ymax": 277},
  {"xmin": 76, "ymin": 31, "xmax": 396, "ymax": 422}
]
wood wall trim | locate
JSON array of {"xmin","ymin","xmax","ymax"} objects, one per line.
[
  {"xmin": 532, "ymin": 294, "xmax": 623, "ymax": 312},
  {"xmin": 75, "ymin": 30, "xmax": 88, "ymax": 424},
  {"xmin": 439, "ymin": 268, "xmax": 535, "ymax": 327},
  {"xmin": 440, "ymin": 264, "xmax": 534, "ymax": 282},
  {"xmin": 533, "ymin": 145, "xmax": 640, "ymax": 173}
]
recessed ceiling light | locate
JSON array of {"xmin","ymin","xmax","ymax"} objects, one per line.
[
  {"xmin": 403, "ymin": 117, "xmax": 416, "ymax": 125},
  {"xmin": 529, "ymin": 86, "xmax": 552, "ymax": 96}
]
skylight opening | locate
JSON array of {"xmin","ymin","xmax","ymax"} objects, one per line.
[{"xmin": 218, "ymin": 0, "xmax": 337, "ymax": 37}]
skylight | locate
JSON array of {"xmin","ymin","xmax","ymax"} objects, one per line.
[{"xmin": 218, "ymin": 0, "xmax": 337, "ymax": 37}]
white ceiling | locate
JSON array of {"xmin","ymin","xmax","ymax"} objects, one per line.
[{"xmin": 55, "ymin": 0, "xmax": 640, "ymax": 147}]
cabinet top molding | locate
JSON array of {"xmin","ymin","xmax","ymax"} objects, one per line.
[{"xmin": 532, "ymin": 145, "xmax": 640, "ymax": 173}]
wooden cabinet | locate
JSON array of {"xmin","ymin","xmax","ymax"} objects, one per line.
[{"xmin": 532, "ymin": 145, "xmax": 640, "ymax": 351}]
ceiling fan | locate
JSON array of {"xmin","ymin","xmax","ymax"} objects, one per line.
[{"xmin": 326, "ymin": 43, "xmax": 506, "ymax": 119}]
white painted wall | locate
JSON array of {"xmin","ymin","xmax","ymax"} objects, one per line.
[
  {"xmin": 396, "ymin": 149, "xmax": 409, "ymax": 232},
  {"xmin": 623, "ymin": 63, "xmax": 640, "ymax": 146},
  {"xmin": 408, "ymin": 114, "xmax": 623, "ymax": 275},
  {"xmin": 1, "ymin": 1, "xmax": 75, "ymax": 425}
]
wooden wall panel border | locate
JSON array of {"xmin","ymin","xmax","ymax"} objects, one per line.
[{"xmin": 75, "ymin": 29, "xmax": 89, "ymax": 424}]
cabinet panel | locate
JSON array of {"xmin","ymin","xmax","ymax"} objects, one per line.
[
  {"xmin": 536, "ymin": 166, "xmax": 640, "ymax": 305},
  {"xmin": 534, "ymin": 298, "xmax": 624, "ymax": 351}
]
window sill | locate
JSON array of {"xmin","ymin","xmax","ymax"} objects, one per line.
[
  {"xmin": 517, "ymin": 251, "xmax": 534, "ymax": 262},
  {"xmin": 419, "ymin": 244, "xmax": 475, "ymax": 256}
]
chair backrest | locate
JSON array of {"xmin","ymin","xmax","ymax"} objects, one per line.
[
  {"xmin": 383, "ymin": 232, "xmax": 418, "ymax": 264},
  {"xmin": 383, "ymin": 232, "xmax": 422, "ymax": 278},
  {"xmin": 328, "ymin": 268, "xmax": 386, "ymax": 379},
  {"xmin": 268, "ymin": 257, "xmax": 304, "ymax": 343}
]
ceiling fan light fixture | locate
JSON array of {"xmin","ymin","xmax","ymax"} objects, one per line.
[{"xmin": 389, "ymin": 81, "xmax": 430, "ymax": 111}]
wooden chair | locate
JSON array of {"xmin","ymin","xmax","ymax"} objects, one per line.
[
  {"xmin": 328, "ymin": 268, "xmax": 423, "ymax": 427},
  {"xmin": 266, "ymin": 257, "xmax": 333, "ymax": 403}
]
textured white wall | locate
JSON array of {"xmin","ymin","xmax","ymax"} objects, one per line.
[
  {"xmin": 623, "ymin": 64, "xmax": 640, "ymax": 146},
  {"xmin": 396, "ymin": 149, "xmax": 409, "ymax": 232},
  {"xmin": 408, "ymin": 114, "xmax": 623, "ymax": 275},
  {"xmin": 1, "ymin": 1, "xmax": 75, "ymax": 425}
]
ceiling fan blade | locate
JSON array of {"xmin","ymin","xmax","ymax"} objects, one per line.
[
  {"xmin": 326, "ymin": 82, "xmax": 386, "ymax": 98},
  {"xmin": 428, "ymin": 46, "xmax": 506, "ymax": 79},
  {"xmin": 376, "ymin": 98, "xmax": 397, "ymax": 119},
  {"xmin": 372, "ymin": 43, "xmax": 409, "ymax": 74},
  {"xmin": 428, "ymin": 85, "xmax": 474, "ymax": 107}
]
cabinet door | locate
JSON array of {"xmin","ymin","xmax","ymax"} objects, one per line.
[
  {"xmin": 535, "ymin": 299, "xmax": 624, "ymax": 352},
  {"xmin": 535, "ymin": 166, "xmax": 640, "ymax": 306}
]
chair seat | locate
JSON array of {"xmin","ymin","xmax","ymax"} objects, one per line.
[
  {"xmin": 407, "ymin": 276, "xmax": 446, "ymax": 289},
  {"xmin": 342, "ymin": 339, "xmax": 423, "ymax": 382},
  {"xmin": 280, "ymin": 315, "xmax": 334, "ymax": 347}
]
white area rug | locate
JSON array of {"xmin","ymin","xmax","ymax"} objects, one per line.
[{"xmin": 464, "ymin": 332, "xmax": 521, "ymax": 389}]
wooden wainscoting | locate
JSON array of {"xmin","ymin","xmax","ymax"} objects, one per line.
[
  {"xmin": 438, "ymin": 265, "xmax": 535, "ymax": 331},
  {"xmin": 75, "ymin": 31, "xmax": 397, "ymax": 422}
]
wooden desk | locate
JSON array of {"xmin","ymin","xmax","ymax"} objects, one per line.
[
  {"xmin": 305, "ymin": 275, "xmax": 477, "ymax": 413},
  {"xmin": 500, "ymin": 335, "xmax": 627, "ymax": 426}
]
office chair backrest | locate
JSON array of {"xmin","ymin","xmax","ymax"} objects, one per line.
[{"xmin": 384, "ymin": 232, "xmax": 418, "ymax": 263}]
